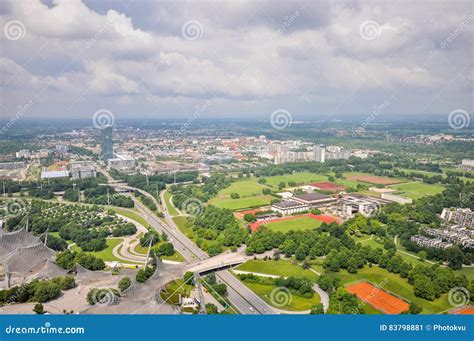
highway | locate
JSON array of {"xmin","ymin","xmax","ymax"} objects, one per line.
[{"xmin": 99, "ymin": 165, "xmax": 276, "ymax": 314}]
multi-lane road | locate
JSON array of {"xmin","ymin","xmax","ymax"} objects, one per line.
[{"xmin": 99, "ymin": 165, "xmax": 275, "ymax": 314}]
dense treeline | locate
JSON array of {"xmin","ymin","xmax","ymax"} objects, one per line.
[{"xmin": 0, "ymin": 276, "xmax": 75, "ymax": 305}]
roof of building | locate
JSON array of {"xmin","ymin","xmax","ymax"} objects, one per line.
[
  {"xmin": 272, "ymin": 200, "xmax": 308, "ymax": 209},
  {"xmin": 293, "ymin": 192, "xmax": 333, "ymax": 202},
  {"xmin": 41, "ymin": 170, "xmax": 69, "ymax": 179}
]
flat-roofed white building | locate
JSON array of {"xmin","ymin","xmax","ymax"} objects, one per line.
[{"xmin": 271, "ymin": 200, "xmax": 309, "ymax": 215}]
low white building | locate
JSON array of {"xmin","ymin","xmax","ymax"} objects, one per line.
[
  {"xmin": 272, "ymin": 200, "xmax": 309, "ymax": 215},
  {"xmin": 381, "ymin": 193, "xmax": 413, "ymax": 205},
  {"xmin": 108, "ymin": 154, "xmax": 136, "ymax": 172}
]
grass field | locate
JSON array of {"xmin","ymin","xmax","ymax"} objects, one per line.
[
  {"xmin": 253, "ymin": 172, "xmax": 328, "ymax": 188},
  {"xmin": 219, "ymin": 180, "xmax": 270, "ymax": 197},
  {"xmin": 264, "ymin": 216, "xmax": 323, "ymax": 233},
  {"xmin": 337, "ymin": 266, "xmax": 452, "ymax": 314},
  {"xmin": 388, "ymin": 182, "xmax": 445, "ymax": 199},
  {"xmin": 163, "ymin": 191, "xmax": 180, "ymax": 216},
  {"xmin": 235, "ymin": 259, "xmax": 318, "ymax": 282},
  {"xmin": 113, "ymin": 209, "xmax": 150, "ymax": 229},
  {"xmin": 71, "ymin": 238, "xmax": 127, "ymax": 263},
  {"xmin": 160, "ymin": 279, "xmax": 194, "ymax": 305},
  {"xmin": 133, "ymin": 240, "xmax": 185, "ymax": 262},
  {"xmin": 343, "ymin": 172, "xmax": 406, "ymax": 185},
  {"xmin": 209, "ymin": 195, "xmax": 273, "ymax": 210},
  {"xmin": 244, "ymin": 281, "xmax": 321, "ymax": 311}
]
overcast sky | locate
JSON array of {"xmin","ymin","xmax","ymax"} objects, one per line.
[{"xmin": 0, "ymin": 0, "xmax": 472, "ymax": 123}]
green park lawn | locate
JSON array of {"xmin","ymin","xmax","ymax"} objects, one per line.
[
  {"xmin": 113, "ymin": 208, "xmax": 151, "ymax": 229},
  {"xmin": 243, "ymin": 281, "xmax": 320, "ymax": 311},
  {"xmin": 264, "ymin": 216, "xmax": 322, "ymax": 233},
  {"xmin": 235, "ymin": 259, "xmax": 318, "ymax": 282},
  {"xmin": 219, "ymin": 180, "xmax": 270, "ymax": 197},
  {"xmin": 388, "ymin": 182, "xmax": 445, "ymax": 199},
  {"xmin": 337, "ymin": 266, "xmax": 452, "ymax": 314},
  {"xmin": 164, "ymin": 190, "xmax": 180, "ymax": 216},
  {"xmin": 173, "ymin": 216, "xmax": 195, "ymax": 239},
  {"xmin": 209, "ymin": 195, "xmax": 273, "ymax": 210},
  {"xmin": 160, "ymin": 279, "xmax": 194, "ymax": 305},
  {"xmin": 254, "ymin": 172, "xmax": 328, "ymax": 188},
  {"xmin": 71, "ymin": 238, "xmax": 126, "ymax": 263},
  {"xmin": 133, "ymin": 240, "xmax": 185, "ymax": 262}
]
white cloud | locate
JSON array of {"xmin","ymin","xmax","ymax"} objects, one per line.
[{"xmin": 0, "ymin": 0, "xmax": 472, "ymax": 119}]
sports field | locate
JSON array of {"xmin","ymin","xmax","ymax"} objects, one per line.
[
  {"xmin": 451, "ymin": 307, "xmax": 474, "ymax": 315},
  {"xmin": 250, "ymin": 214, "xmax": 340, "ymax": 232},
  {"xmin": 337, "ymin": 266, "xmax": 452, "ymax": 314},
  {"xmin": 344, "ymin": 172, "xmax": 405, "ymax": 185},
  {"xmin": 209, "ymin": 195, "xmax": 273, "ymax": 210},
  {"xmin": 346, "ymin": 281, "xmax": 409, "ymax": 314},
  {"xmin": 254, "ymin": 172, "xmax": 328, "ymax": 188},
  {"xmin": 388, "ymin": 182, "xmax": 445, "ymax": 199}
]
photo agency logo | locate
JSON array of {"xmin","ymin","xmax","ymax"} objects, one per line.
[
  {"xmin": 181, "ymin": 198, "xmax": 204, "ymax": 216},
  {"xmin": 448, "ymin": 109, "xmax": 470, "ymax": 130},
  {"xmin": 448, "ymin": 287, "xmax": 470, "ymax": 307},
  {"xmin": 5, "ymin": 199, "xmax": 27, "ymax": 218},
  {"xmin": 359, "ymin": 20, "xmax": 382, "ymax": 41},
  {"xmin": 270, "ymin": 109, "xmax": 293, "ymax": 130},
  {"xmin": 92, "ymin": 109, "xmax": 115, "ymax": 129},
  {"xmin": 3, "ymin": 20, "xmax": 26, "ymax": 40},
  {"xmin": 270, "ymin": 287, "xmax": 292, "ymax": 307},
  {"xmin": 181, "ymin": 20, "xmax": 204, "ymax": 41}
]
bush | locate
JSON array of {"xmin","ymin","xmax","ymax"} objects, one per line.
[
  {"xmin": 118, "ymin": 277, "xmax": 132, "ymax": 292},
  {"xmin": 86, "ymin": 288, "xmax": 119, "ymax": 305}
]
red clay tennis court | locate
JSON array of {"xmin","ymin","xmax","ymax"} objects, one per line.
[
  {"xmin": 452, "ymin": 307, "xmax": 474, "ymax": 314},
  {"xmin": 249, "ymin": 213, "xmax": 341, "ymax": 232},
  {"xmin": 309, "ymin": 182, "xmax": 347, "ymax": 192},
  {"xmin": 346, "ymin": 282, "xmax": 409, "ymax": 314}
]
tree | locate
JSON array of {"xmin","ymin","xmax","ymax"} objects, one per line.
[
  {"xmin": 184, "ymin": 271, "xmax": 194, "ymax": 284},
  {"xmin": 34, "ymin": 281, "xmax": 61, "ymax": 303},
  {"xmin": 310, "ymin": 303, "xmax": 324, "ymax": 314},
  {"xmin": 413, "ymin": 276, "xmax": 436, "ymax": 300},
  {"xmin": 446, "ymin": 246, "xmax": 464, "ymax": 270},
  {"xmin": 33, "ymin": 303, "xmax": 44, "ymax": 315},
  {"xmin": 244, "ymin": 214, "xmax": 257, "ymax": 222},
  {"xmin": 118, "ymin": 277, "xmax": 132, "ymax": 292},
  {"xmin": 156, "ymin": 242, "xmax": 175, "ymax": 257},
  {"xmin": 205, "ymin": 303, "xmax": 218, "ymax": 314},
  {"xmin": 262, "ymin": 188, "xmax": 271, "ymax": 195},
  {"xmin": 230, "ymin": 193, "xmax": 240, "ymax": 199},
  {"xmin": 418, "ymin": 251, "xmax": 427, "ymax": 262}
]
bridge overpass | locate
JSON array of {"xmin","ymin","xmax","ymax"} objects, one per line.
[{"xmin": 185, "ymin": 252, "xmax": 247, "ymax": 274}]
